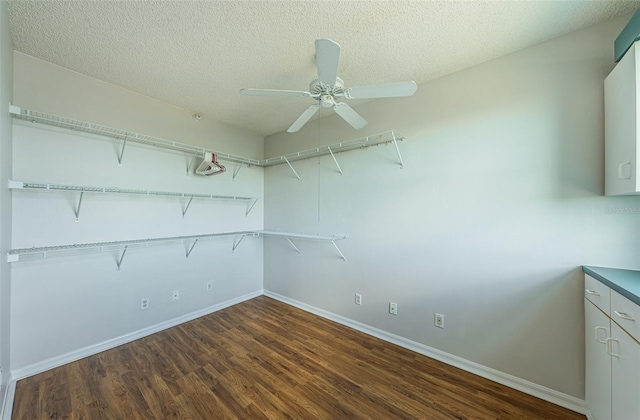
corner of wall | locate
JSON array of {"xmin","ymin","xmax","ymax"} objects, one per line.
[{"xmin": 0, "ymin": 0, "xmax": 14, "ymax": 400}]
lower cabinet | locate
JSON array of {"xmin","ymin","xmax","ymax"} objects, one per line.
[
  {"xmin": 610, "ymin": 322, "xmax": 640, "ymax": 419},
  {"xmin": 585, "ymin": 299, "xmax": 612, "ymax": 420},
  {"xmin": 585, "ymin": 298, "xmax": 640, "ymax": 420}
]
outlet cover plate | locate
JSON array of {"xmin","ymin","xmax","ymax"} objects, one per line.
[{"xmin": 389, "ymin": 302, "xmax": 398, "ymax": 315}]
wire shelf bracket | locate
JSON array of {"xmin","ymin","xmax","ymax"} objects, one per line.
[
  {"xmin": 116, "ymin": 246, "xmax": 128, "ymax": 270},
  {"xmin": 74, "ymin": 192, "xmax": 84, "ymax": 221},
  {"xmin": 186, "ymin": 152, "xmax": 200, "ymax": 176},
  {"xmin": 232, "ymin": 232, "xmax": 259, "ymax": 252},
  {"xmin": 392, "ymin": 132, "xmax": 404, "ymax": 169},
  {"xmin": 245, "ymin": 198, "xmax": 259, "ymax": 217},
  {"xmin": 327, "ymin": 146, "xmax": 343, "ymax": 175},
  {"xmin": 285, "ymin": 237, "xmax": 301, "ymax": 254},
  {"xmin": 117, "ymin": 136, "xmax": 128, "ymax": 166},
  {"xmin": 185, "ymin": 239, "xmax": 198, "ymax": 258},
  {"xmin": 283, "ymin": 156, "xmax": 300, "ymax": 180},
  {"xmin": 8, "ymin": 180, "xmax": 260, "ymax": 219},
  {"xmin": 232, "ymin": 165, "xmax": 242, "ymax": 181}
]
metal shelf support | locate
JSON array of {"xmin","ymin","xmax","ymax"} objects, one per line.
[
  {"xmin": 246, "ymin": 198, "xmax": 258, "ymax": 217},
  {"xmin": 332, "ymin": 240, "xmax": 346, "ymax": 261},
  {"xmin": 283, "ymin": 156, "xmax": 300, "ymax": 180},
  {"xmin": 327, "ymin": 146, "xmax": 343, "ymax": 175},
  {"xmin": 285, "ymin": 237, "xmax": 301, "ymax": 254},
  {"xmin": 116, "ymin": 246, "xmax": 128, "ymax": 270},
  {"xmin": 186, "ymin": 152, "xmax": 199, "ymax": 176},
  {"xmin": 74, "ymin": 192, "xmax": 84, "ymax": 221},
  {"xmin": 232, "ymin": 234, "xmax": 246, "ymax": 252},
  {"xmin": 185, "ymin": 239, "xmax": 198, "ymax": 258},
  {"xmin": 118, "ymin": 136, "xmax": 128, "ymax": 166},
  {"xmin": 232, "ymin": 232, "xmax": 259, "ymax": 252},
  {"xmin": 392, "ymin": 132, "xmax": 404, "ymax": 169},
  {"xmin": 182, "ymin": 197, "xmax": 194, "ymax": 218},
  {"xmin": 232, "ymin": 165, "xmax": 242, "ymax": 181}
]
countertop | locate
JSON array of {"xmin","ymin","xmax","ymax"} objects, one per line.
[{"xmin": 583, "ymin": 266, "xmax": 640, "ymax": 306}]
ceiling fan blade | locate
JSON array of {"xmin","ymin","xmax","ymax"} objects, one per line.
[
  {"xmin": 333, "ymin": 102, "xmax": 367, "ymax": 129},
  {"xmin": 240, "ymin": 88, "xmax": 312, "ymax": 97},
  {"xmin": 315, "ymin": 39, "xmax": 341, "ymax": 86},
  {"xmin": 343, "ymin": 81, "xmax": 418, "ymax": 99},
  {"xmin": 287, "ymin": 104, "xmax": 321, "ymax": 133}
]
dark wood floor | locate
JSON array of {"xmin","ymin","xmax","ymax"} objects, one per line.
[{"xmin": 13, "ymin": 296, "xmax": 585, "ymax": 419}]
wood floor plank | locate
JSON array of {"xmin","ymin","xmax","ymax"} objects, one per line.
[{"xmin": 13, "ymin": 296, "xmax": 585, "ymax": 419}]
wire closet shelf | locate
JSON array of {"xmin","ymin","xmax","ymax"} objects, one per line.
[
  {"xmin": 7, "ymin": 231, "xmax": 348, "ymax": 266},
  {"xmin": 8, "ymin": 180, "xmax": 260, "ymax": 219},
  {"xmin": 9, "ymin": 106, "xmax": 404, "ymax": 171}
]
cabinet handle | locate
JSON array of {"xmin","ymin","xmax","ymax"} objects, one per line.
[
  {"xmin": 614, "ymin": 310, "xmax": 635, "ymax": 321},
  {"xmin": 595, "ymin": 326, "xmax": 608, "ymax": 344},
  {"xmin": 585, "ymin": 289, "xmax": 600, "ymax": 296},
  {"xmin": 618, "ymin": 162, "xmax": 631, "ymax": 180},
  {"xmin": 606, "ymin": 337, "xmax": 620, "ymax": 357}
]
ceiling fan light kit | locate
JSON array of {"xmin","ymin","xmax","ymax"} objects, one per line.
[{"xmin": 240, "ymin": 38, "xmax": 417, "ymax": 133}]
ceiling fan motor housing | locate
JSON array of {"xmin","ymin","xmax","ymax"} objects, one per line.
[{"xmin": 310, "ymin": 77, "xmax": 344, "ymax": 96}]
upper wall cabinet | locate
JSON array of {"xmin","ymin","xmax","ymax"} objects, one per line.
[{"xmin": 605, "ymin": 41, "xmax": 640, "ymax": 196}]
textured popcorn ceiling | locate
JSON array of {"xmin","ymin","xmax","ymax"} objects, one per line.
[{"xmin": 8, "ymin": 0, "xmax": 640, "ymax": 136}]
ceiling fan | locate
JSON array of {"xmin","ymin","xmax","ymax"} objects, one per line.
[{"xmin": 240, "ymin": 39, "xmax": 418, "ymax": 133}]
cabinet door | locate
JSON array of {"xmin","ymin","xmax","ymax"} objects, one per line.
[
  {"xmin": 586, "ymin": 299, "xmax": 612, "ymax": 420},
  {"xmin": 611, "ymin": 322, "xmax": 640, "ymax": 420},
  {"xmin": 604, "ymin": 41, "xmax": 639, "ymax": 195}
]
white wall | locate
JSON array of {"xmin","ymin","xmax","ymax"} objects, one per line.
[
  {"xmin": 264, "ymin": 14, "xmax": 640, "ymax": 399},
  {"xmin": 10, "ymin": 54, "xmax": 265, "ymax": 372},
  {"xmin": 0, "ymin": 0, "xmax": 13, "ymax": 395}
]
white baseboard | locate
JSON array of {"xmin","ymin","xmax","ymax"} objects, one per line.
[
  {"xmin": 11, "ymin": 289, "xmax": 263, "ymax": 381},
  {"xmin": 263, "ymin": 290, "xmax": 587, "ymax": 415},
  {"xmin": 0, "ymin": 379, "xmax": 16, "ymax": 420},
  {"xmin": 7, "ymin": 289, "xmax": 588, "ymax": 417}
]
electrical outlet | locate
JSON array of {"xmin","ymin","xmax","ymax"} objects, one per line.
[
  {"xmin": 172, "ymin": 290, "xmax": 179, "ymax": 301},
  {"xmin": 435, "ymin": 313, "xmax": 445, "ymax": 328},
  {"xmin": 355, "ymin": 293, "xmax": 362, "ymax": 305},
  {"xmin": 389, "ymin": 302, "xmax": 398, "ymax": 315},
  {"xmin": 206, "ymin": 281, "xmax": 213, "ymax": 291},
  {"xmin": 140, "ymin": 298, "xmax": 149, "ymax": 310}
]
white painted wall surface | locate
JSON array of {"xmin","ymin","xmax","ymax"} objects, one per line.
[
  {"xmin": 10, "ymin": 54, "xmax": 265, "ymax": 372},
  {"xmin": 0, "ymin": 0, "xmax": 13, "ymax": 395},
  {"xmin": 264, "ymin": 14, "xmax": 640, "ymax": 399}
]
